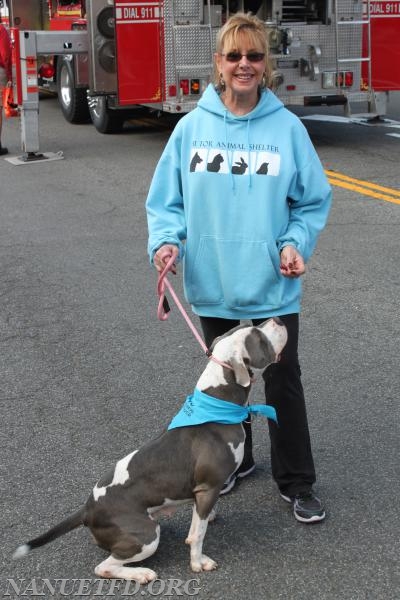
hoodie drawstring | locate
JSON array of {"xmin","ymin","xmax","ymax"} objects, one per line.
[
  {"xmin": 223, "ymin": 111, "xmax": 253, "ymax": 192},
  {"xmin": 246, "ymin": 118, "xmax": 252, "ymax": 190},
  {"xmin": 223, "ymin": 110, "xmax": 236, "ymax": 193}
]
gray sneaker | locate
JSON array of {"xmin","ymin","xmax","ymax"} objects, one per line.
[
  {"xmin": 219, "ymin": 459, "xmax": 256, "ymax": 495},
  {"xmin": 280, "ymin": 492, "xmax": 326, "ymax": 523}
]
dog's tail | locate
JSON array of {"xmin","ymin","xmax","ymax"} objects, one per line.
[{"xmin": 13, "ymin": 508, "xmax": 85, "ymax": 560}]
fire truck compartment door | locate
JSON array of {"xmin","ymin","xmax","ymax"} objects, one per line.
[
  {"xmin": 370, "ymin": 6, "xmax": 400, "ymax": 91},
  {"xmin": 115, "ymin": 0, "xmax": 163, "ymax": 105}
]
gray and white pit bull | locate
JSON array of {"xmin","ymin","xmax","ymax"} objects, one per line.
[{"xmin": 13, "ymin": 318, "xmax": 287, "ymax": 583}]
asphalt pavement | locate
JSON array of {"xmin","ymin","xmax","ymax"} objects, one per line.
[{"xmin": 0, "ymin": 93, "xmax": 399, "ymax": 600}]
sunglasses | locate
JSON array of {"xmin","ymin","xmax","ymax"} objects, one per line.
[{"xmin": 221, "ymin": 51, "xmax": 265, "ymax": 63}]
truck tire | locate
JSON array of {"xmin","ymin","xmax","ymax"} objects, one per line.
[
  {"xmin": 56, "ymin": 57, "xmax": 90, "ymax": 124},
  {"xmin": 88, "ymin": 95, "xmax": 125, "ymax": 134}
]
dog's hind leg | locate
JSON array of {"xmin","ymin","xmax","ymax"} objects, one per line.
[
  {"xmin": 95, "ymin": 554, "xmax": 158, "ymax": 583},
  {"xmin": 186, "ymin": 491, "xmax": 219, "ymax": 572},
  {"xmin": 94, "ymin": 522, "xmax": 160, "ymax": 583}
]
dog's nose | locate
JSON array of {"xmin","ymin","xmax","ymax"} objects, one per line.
[{"xmin": 272, "ymin": 317, "xmax": 283, "ymax": 326}]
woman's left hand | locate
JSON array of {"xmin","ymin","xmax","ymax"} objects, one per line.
[{"xmin": 280, "ymin": 245, "xmax": 305, "ymax": 278}]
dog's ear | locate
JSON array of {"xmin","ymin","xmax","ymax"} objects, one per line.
[
  {"xmin": 245, "ymin": 328, "xmax": 276, "ymax": 369},
  {"xmin": 230, "ymin": 343, "xmax": 251, "ymax": 387},
  {"xmin": 231, "ymin": 356, "xmax": 251, "ymax": 387}
]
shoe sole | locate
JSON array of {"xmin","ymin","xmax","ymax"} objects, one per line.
[
  {"xmin": 294, "ymin": 511, "xmax": 326, "ymax": 524},
  {"xmin": 219, "ymin": 476, "xmax": 237, "ymax": 496},
  {"xmin": 237, "ymin": 463, "xmax": 256, "ymax": 479},
  {"xmin": 280, "ymin": 493, "xmax": 326, "ymax": 523},
  {"xmin": 280, "ymin": 493, "xmax": 292, "ymax": 503},
  {"xmin": 219, "ymin": 464, "xmax": 256, "ymax": 496}
]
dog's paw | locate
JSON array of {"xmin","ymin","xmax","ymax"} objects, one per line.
[
  {"xmin": 95, "ymin": 565, "xmax": 157, "ymax": 583},
  {"xmin": 125, "ymin": 567, "xmax": 158, "ymax": 584},
  {"xmin": 191, "ymin": 555, "xmax": 218, "ymax": 572}
]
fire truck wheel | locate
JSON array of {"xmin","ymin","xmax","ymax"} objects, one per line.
[
  {"xmin": 56, "ymin": 58, "xmax": 90, "ymax": 124},
  {"xmin": 88, "ymin": 96, "xmax": 125, "ymax": 134}
]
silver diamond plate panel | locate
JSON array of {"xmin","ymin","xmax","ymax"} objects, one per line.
[
  {"xmin": 174, "ymin": 25, "xmax": 212, "ymax": 67},
  {"xmin": 163, "ymin": 21, "xmax": 214, "ymax": 98},
  {"xmin": 173, "ymin": 0, "xmax": 202, "ymax": 23},
  {"xmin": 161, "ymin": 0, "xmax": 368, "ymax": 110}
]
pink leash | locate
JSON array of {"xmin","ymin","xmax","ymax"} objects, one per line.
[{"xmin": 157, "ymin": 255, "xmax": 233, "ymax": 371}]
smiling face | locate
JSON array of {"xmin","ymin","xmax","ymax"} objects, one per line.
[{"xmin": 215, "ymin": 31, "xmax": 266, "ymax": 107}]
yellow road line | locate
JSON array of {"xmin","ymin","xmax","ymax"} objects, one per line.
[
  {"xmin": 326, "ymin": 170, "xmax": 400, "ymax": 205},
  {"xmin": 326, "ymin": 170, "xmax": 400, "ymax": 197}
]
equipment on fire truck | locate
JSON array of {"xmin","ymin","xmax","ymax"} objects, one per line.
[
  {"xmin": 5, "ymin": 0, "xmax": 400, "ymax": 153},
  {"xmin": 86, "ymin": 0, "xmax": 121, "ymax": 132},
  {"xmin": 8, "ymin": 23, "xmax": 88, "ymax": 162}
]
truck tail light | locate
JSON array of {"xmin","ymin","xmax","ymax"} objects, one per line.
[
  {"xmin": 322, "ymin": 71, "xmax": 354, "ymax": 89},
  {"xmin": 38, "ymin": 63, "xmax": 55, "ymax": 79},
  {"xmin": 190, "ymin": 79, "xmax": 200, "ymax": 94},
  {"xmin": 173, "ymin": 78, "xmax": 208, "ymax": 98},
  {"xmin": 322, "ymin": 72, "xmax": 336, "ymax": 89},
  {"xmin": 180, "ymin": 79, "xmax": 190, "ymax": 95},
  {"xmin": 336, "ymin": 71, "xmax": 354, "ymax": 88},
  {"xmin": 344, "ymin": 71, "xmax": 354, "ymax": 87}
]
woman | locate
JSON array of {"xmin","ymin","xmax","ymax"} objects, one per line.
[{"xmin": 146, "ymin": 13, "xmax": 332, "ymax": 523}]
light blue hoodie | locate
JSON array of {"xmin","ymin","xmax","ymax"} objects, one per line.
[{"xmin": 146, "ymin": 84, "xmax": 332, "ymax": 319}]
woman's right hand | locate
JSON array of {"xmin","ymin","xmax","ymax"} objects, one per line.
[{"xmin": 153, "ymin": 244, "xmax": 179, "ymax": 274}]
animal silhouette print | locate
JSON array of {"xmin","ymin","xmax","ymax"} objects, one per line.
[
  {"xmin": 190, "ymin": 152, "xmax": 203, "ymax": 172},
  {"xmin": 256, "ymin": 162, "xmax": 269, "ymax": 175},
  {"xmin": 231, "ymin": 157, "xmax": 248, "ymax": 175},
  {"xmin": 207, "ymin": 154, "xmax": 224, "ymax": 172}
]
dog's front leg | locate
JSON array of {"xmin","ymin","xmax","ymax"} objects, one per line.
[
  {"xmin": 186, "ymin": 505, "xmax": 217, "ymax": 543},
  {"xmin": 186, "ymin": 493, "xmax": 218, "ymax": 573}
]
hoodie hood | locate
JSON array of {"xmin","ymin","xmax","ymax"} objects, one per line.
[
  {"xmin": 197, "ymin": 85, "xmax": 284, "ymax": 190},
  {"xmin": 197, "ymin": 84, "xmax": 284, "ymax": 120}
]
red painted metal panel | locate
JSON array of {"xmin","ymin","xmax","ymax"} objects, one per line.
[
  {"xmin": 49, "ymin": 18, "xmax": 77, "ymax": 31},
  {"xmin": 114, "ymin": 0, "xmax": 164, "ymax": 105},
  {"xmin": 363, "ymin": 1, "xmax": 400, "ymax": 90},
  {"xmin": 48, "ymin": 0, "xmax": 83, "ymax": 31}
]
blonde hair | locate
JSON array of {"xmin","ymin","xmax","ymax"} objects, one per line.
[{"xmin": 214, "ymin": 12, "xmax": 272, "ymax": 90}]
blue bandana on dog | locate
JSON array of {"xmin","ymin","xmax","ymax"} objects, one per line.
[{"xmin": 168, "ymin": 388, "xmax": 277, "ymax": 430}]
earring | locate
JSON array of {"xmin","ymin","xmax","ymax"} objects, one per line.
[
  {"xmin": 261, "ymin": 73, "xmax": 267, "ymax": 89},
  {"xmin": 219, "ymin": 73, "xmax": 226, "ymax": 91}
]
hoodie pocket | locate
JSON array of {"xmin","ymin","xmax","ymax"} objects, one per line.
[
  {"xmin": 185, "ymin": 236, "xmax": 224, "ymax": 305},
  {"xmin": 186, "ymin": 236, "xmax": 282, "ymax": 308}
]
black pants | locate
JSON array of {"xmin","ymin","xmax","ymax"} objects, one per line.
[{"xmin": 199, "ymin": 313, "xmax": 316, "ymax": 497}]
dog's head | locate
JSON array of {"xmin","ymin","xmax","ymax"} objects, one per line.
[{"xmin": 210, "ymin": 318, "xmax": 288, "ymax": 388}]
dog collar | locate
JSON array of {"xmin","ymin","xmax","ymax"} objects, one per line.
[{"xmin": 168, "ymin": 388, "xmax": 277, "ymax": 430}]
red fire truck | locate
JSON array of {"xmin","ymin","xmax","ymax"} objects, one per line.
[{"xmin": 3, "ymin": 0, "xmax": 400, "ymax": 134}]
